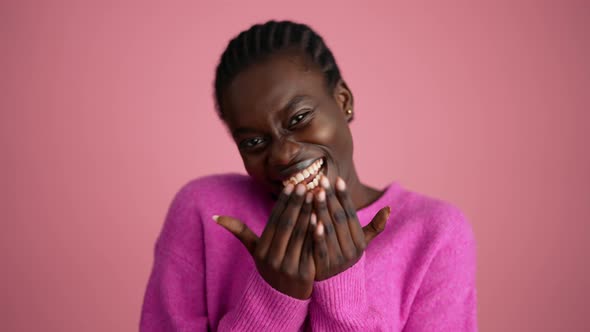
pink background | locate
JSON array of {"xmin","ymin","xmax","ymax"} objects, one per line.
[{"xmin": 2, "ymin": 1, "xmax": 589, "ymax": 331}]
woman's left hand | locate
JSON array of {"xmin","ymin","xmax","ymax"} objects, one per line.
[{"xmin": 311, "ymin": 175, "xmax": 391, "ymax": 281}]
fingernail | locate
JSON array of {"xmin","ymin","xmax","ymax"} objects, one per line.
[
  {"xmin": 283, "ymin": 183, "xmax": 294, "ymax": 195},
  {"xmin": 320, "ymin": 176, "xmax": 330, "ymax": 189},
  {"xmin": 317, "ymin": 190, "xmax": 326, "ymax": 202},
  {"xmin": 386, "ymin": 206, "xmax": 391, "ymax": 215},
  {"xmin": 310, "ymin": 213, "xmax": 317, "ymax": 226},
  {"xmin": 305, "ymin": 192, "xmax": 313, "ymax": 203},
  {"xmin": 336, "ymin": 177, "xmax": 346, "ymax": 191},
  {"xmin": 317, "ymin": 222, "xmax": 324, "ymax": 236},
  {"xmin": 295, "ymin": 183, "xmax": 306, "ymax": 196},
  {"xmin": 212, "ymin": 215, "xmax": 220, "ymax": 222}
]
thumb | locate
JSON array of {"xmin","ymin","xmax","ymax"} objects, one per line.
[
  {"xmin": 362, "ymin": 206, "xmax": 391, "ymax": 244},
  {"xmin": 213, "ymin": 215, "xmax": 258, "ymax": 254}
]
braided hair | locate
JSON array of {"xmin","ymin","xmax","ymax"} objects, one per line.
[{"xmin": 214, "ymin": 20, "xmax": 343, "ymax": 118}]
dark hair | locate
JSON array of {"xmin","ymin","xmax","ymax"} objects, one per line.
[{"xmin": 214, "ymin": 20, "xmax": 343, "ymax": 117}]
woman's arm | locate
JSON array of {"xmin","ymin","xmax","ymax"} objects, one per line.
[
  {"xmin": 309, "ymin": 253, "xmax": 384, "ymax": 330},
  {"xmin": 139, "ymin": 183, "xmax": 209, "ymax": 331},
  {"xmin": 306, "ymin": 176, "xmax": 394, "ymax": 330},
  {"xmin": 309, "ymin": 205, "xmax": 478, "ymax": 331},
  {"xmin": 215, "ymin": 183, "xmax": 317, "ymax": 330},
  {"xmin": 402, "ymin": 215, "xmax": 478, "ymax": 331},
  {"xmin": 140, "ymin": 245, "xmax": 208, "ymax": 331},
  {"xmin": 140, "ymin": 181, "xmax": 312, "ymax": 331}
]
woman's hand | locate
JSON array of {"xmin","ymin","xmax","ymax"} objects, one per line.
[
  {"xmin": 215, "ymin": 183, "xmax": 316, "ymax": 300},
  {"xmin": 312, "ymin": 175, "xmax": 391, "ymax": 281}
]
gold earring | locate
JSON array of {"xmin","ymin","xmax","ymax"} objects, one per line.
[{"xmin": 346, "ymin": 109, "xmax": 353, "ymax": 115}]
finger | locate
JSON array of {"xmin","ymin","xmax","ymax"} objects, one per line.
[
  {"xmin": 266, "ymin": 184, "xmax": 306, "ymax": 268},
  {"xmin": 319, "ymin": 175, "xmax": 356, "ymax": 260},
  {"xmin": 282, "ymin": 192, "xmax": 313, "ymax": 272},
  {"xmin": 312, "ymin": 217, "xmax": 329, "ymax": 277},
  {"xmin": 334, "ymin": 176, "xmax": 365, "ymax": 250},
  {"xmin": 299, "ymin": 211, "xmax": 316, "ymax": 280},
  {"xmin": 314, "ymin": 189, "xmax": 344, "ymax": 265},
  {"xmin": 214, "ymin": 215, "xmax": 258, "ymax": 254},
  {"xmin": 256, "ymin": 183, "xmax": 293, "ymax": 259},
  {"xmin": 362, "ymin": 206, "xmax": 391, "ymax": 244}
]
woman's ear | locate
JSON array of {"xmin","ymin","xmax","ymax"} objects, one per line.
[{"xmin": 334, "ymin": 80, "xmax": 354, "ymax": 123}]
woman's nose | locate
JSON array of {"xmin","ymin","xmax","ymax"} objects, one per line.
[{"xmin": 269, "ymin": 138, "xmax": 301, "ymax": 166}]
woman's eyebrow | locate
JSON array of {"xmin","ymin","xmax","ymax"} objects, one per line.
[
  {"xmin": 232, "ymin": 127, "xmax": 258, "ymax": 138},
  {"xmin": 231, "ymin": 96, "xmax": 312, "ymax": 138},
  {"xmin": 282, "ymin": 95, "xmax": 311, "ymax": 113}
]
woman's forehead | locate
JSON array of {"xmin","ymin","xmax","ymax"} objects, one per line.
[{"xmin": 223, "ymin": 54, "xmax": 327, "ymax": 121}]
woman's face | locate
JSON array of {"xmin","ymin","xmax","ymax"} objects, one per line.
[{"xmin": 221, "ymin": 52, "xmax": 355, "ymax": 197}]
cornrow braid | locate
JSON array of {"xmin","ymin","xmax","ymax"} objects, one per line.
[{"xmin": 214, "ymin": 20, "xmax": 342, "ymax": 117}]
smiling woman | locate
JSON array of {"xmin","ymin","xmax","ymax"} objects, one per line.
[
  {"xmin": 140, "ymin": 20, "xmax": 477, "ymax": 331},
  {"xmin": 222, "ymin": 50, "xmax": 377, "ymax": 203}
]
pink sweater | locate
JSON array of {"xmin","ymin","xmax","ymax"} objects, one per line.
[{"xmin": 140, "ymin": 174, "xmax": 477, "ymax": 331}]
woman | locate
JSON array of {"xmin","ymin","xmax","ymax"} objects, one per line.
[{"xmin": 140, "ymin": 20, "xmax": 477, "ymax": 331}]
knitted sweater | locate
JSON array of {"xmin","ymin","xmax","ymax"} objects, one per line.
[{"xmin": 140, "ymin": 173, "xmax": 477, "ymax": 331}]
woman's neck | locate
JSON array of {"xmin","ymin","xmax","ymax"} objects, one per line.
[{"xmin": 346, "ymin": 167, "xmax": 384, "ymax": 210}]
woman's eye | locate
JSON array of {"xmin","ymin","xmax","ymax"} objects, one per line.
[
  {"xmin": 289, "ymin": 111, "xmax": 311, "ymax": 127},
  {"xmin": 240, "ymin": 137, "xmax": 265, "ymax": 149}
]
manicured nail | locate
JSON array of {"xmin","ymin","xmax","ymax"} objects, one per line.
[
  {"xmin": 317, "ymin": 222, "xmax": 324, "ymax": 236},
  {"xmin": 310, "ymin": 213, "xmax": 317, "ymax": 226},
  {"xmin": 305, "ymin": 192, "xmax": 313, "ymax": 203},
  {"xmin": 212, "ymin": 215, "xmax": 220, "ymax": 222},
  {"xmin": 317, "ymin": 190, "xmax": 326, "ymax": 202},
  {"xmin": 336, "ymin": 177, "xmax": 346, "ymax": 191},
  {"xmin": 320, "ymin": 176, "xmax": 330, "ymax": 189},
  {"xmin": 295, "ymin": 183, "xmax": 306, "ymax": 196},
  {"xmin": 283, "ymin": 183, "xmax": 294, "ymax": 195}
]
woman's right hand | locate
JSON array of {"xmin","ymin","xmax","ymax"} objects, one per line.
[{"xmin": 214, "ymin": 183, "xmax": 316, "ymax": 300}]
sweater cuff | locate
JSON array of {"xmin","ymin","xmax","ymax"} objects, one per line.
[
  {"xmin": 312, "ymin": 253, "xmax": 367, "ymax": 313},
  {"xmin": 228, "ymin": 269, "xmax": 310, "ymax": 331}
]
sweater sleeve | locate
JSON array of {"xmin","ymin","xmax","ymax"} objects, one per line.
[
  {"xmin": 140, "ymin": 246, "xmax": 209, "ymax": 331},
  {"xmin": 309, "ymin": 253, "xmax": 385, "ymax": 331},
  {"xmin": 309, "ymin": 208, "xmax": 478, "ymax": 332},
  {"xmin": 139, "ymin": 184, "xmax": 209, "ymax": 331},
  {"xmin": 140, "ymin": 181, "xmax": 311, "ymax": 331},
  {"xmin": 403, "ymin": 214, "xmax": 478, "ymax": 331},
  {"xmin": 216, "ymin": 270, "xmax": 311, "ymax": 331}
]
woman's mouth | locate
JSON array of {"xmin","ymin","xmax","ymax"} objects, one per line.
[{"xmin": 282, "ymin": 158, "xmax": 325, "ymax": 191}]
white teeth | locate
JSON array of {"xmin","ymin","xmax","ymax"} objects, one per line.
[
  {"xmin": 284, "ymin": 159, "xmax": 324, "ymax": 188},
  {"xmin": 313, "ymin": 160, "xmax": 323, "ymax": 172},
  {"xmin": 302, "ymin": 170, "xmax": 310, "ymax": 179},
  {"xmin": 306, "ymin": 172, "xmax": 321, "ymax": 190}
]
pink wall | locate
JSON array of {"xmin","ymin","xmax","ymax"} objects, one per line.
[{"xmin": 2, "ymin": 1, "xmax": 588, "ymax": 331}]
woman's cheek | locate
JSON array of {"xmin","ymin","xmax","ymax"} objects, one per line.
[
  {"xmin": 310, "ymin": 115, "xmax": 352, "ymax": 154},
  {"xmin": 309, "ymin": 116, "xmax": 338, "ymax": 143},
  {"xmin": 242, "ymin": 157, "xmax": 263, "ymax": 179}
]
